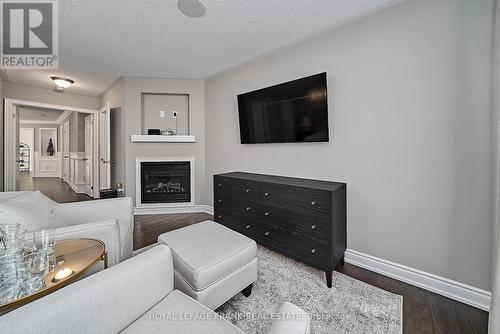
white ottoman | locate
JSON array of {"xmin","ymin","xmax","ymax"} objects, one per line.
[{"xmin": 158, "ymin": 220, "xmax": 258, "ymax": 310}]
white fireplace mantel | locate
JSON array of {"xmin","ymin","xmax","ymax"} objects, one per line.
[
  {"xmin": 135, "ymin": 157, "xmax": 195, "ymax": 210},
  {"xmin": 131, "ymin": 135, "xmax": 195, "ymax": 143}
]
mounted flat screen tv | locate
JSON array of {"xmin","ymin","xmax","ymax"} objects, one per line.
[{"xmin": 237, "ymin": 72, "xmax": 329, "ymax": 144}]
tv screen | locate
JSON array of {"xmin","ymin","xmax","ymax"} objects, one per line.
[{"xmin": 237, "ymin": 72, "xmax": 329, "ymax": 144}]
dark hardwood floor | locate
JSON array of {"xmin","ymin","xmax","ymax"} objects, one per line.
[
  {"xmin": 17, "ymin": 172, "xmax": 92, "ymax": 203},
  {"xmin": 134, "ymin": 213, "xmax": 489, "ymax": 334}
]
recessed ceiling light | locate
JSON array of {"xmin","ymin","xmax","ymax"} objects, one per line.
[
  {"xmin": 177, "ymin": 0, "xmax": 206, "ymax": 18},
  {"xmin": 51, "ymin": 76, "xmax": 74, "ymax": 90}
]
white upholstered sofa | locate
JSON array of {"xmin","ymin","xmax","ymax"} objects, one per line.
[
  {"xmin": 0, "ymin": 244, "xmax": 310, "ymax": 334},
  {"xmin": 0, "ymin": 191, "xmax": 134, "ymax": 266}
]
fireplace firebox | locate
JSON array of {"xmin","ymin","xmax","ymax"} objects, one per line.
[{"xmin": 140, "ymin": 161, "xmax": 191, "ymax": 204}]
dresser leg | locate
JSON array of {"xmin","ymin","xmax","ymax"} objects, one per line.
[
  {"xmin": 325, "ymin": 271, "xmax": 332, "ymax": 288},
  {"xmin": 340, "ymin": 255, "xmax": 345, "ymax": 265},
  {"xmin": 242, "ymin": 283, "xmax": 253, "ymax": 297}
]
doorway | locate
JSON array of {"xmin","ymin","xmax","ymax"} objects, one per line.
[{"xmin": 4, "ymin": 99, "xmax": 109, "ymax": 202}]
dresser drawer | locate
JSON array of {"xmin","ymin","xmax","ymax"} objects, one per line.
[
  {"xmin": 258, "ymin": 205, "xmax": 329, "ymax": 241},
  {"xmin": 259, "ymin": 183, "xmax": 331, "ymax": 217},
  {"xmin": 214, "ymin": 211, "xmax": 260, "ymax": 238},
  {"xmin": 214, "ymin": 195, "xmax": 258, "ymax": 219},
  {"xmin": 214, "ymin": 176, "xmax": 258, "ymax": 200},
  {"xmin": 254, "ymin": 222, "xmax": 329, "ymax": 268}
]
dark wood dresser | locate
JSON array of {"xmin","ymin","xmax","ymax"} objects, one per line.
[{"xmin": 213, "ymin": 172, "xmax": 346, "ymax": 287}]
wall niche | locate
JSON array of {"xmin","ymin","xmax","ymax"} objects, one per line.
[{"xmin": 141, "ymin": 93, "xmax": 190, "ymax": 135}]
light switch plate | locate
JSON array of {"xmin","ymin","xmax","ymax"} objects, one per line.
[{"xmin": 160, "ymin": 110, "xmax": 165, "ymax": 118}]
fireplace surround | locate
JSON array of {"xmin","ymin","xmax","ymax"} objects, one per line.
[{"xmin": 136, "ymin": 157, "xmax": 194, "ymax": 208}]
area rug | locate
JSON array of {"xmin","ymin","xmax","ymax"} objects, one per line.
[
  {"xmin": 134, "ymin": 244, "xmax": 403, "ymax": 333},
  {"xmin": 217, "ymin": 246, "xmax": 402, "ymax": 334}
]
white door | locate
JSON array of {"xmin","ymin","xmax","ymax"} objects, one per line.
[
  {"xmin": 84, "ymin": 115, "xmax": 93, "ymax": 197},
  {"xmin": 62, "ymin": 121, "xmax": 70, "ymax": 183},
  {"xmin": 99, "ymin": 102, "xmax": 111, "ymax": 190}
]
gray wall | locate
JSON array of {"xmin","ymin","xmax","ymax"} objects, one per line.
[
  {"xmin": 204, "ymin": 0, "xmax": 493, "ymax": 290},
  {"xmin": 99, "ymin": 77, "xmax": 205, "ymax": 204},
  {"xmin": 3, "ymin": 82, "xmax": 99, "ymax": 109},
  {"xmin": 142, "ymin": 93, "xmax": 189, "ymax": 135},
  {"xmin": 124, "ymin": 78, "xmax": 205, "ymax": 205}
]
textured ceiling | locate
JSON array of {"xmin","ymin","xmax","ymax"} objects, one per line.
[
  {"xmin": 4, "ymin": 0, "xmax": 403, "ymax": 96},
  {"xmin": 18, "ymin": 106, "xmax": 64, "ymax": 122}
]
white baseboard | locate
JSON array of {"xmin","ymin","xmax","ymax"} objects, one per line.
[
  {"xmin": 345, "ymin": 249, "xmax": 491, "ymax": 311},
  {"xmin": 134, "ymin": 205, "xmax": 213, "ymax": 216},
  {"xmin": 133, "ymin": 204, "xmax": 491, "ymax": 310},
  {"xmin": 69, "ymin": 180, "xmax": 85, "ymax": 194}
]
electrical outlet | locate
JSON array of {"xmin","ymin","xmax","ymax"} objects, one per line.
[
  {"xmin": 160, "ymin": 110, "xmax": 165, "ymax": 118},
  {"xmin": 172, "ymin": 111, "xmax": 177, "ymax": 119}
]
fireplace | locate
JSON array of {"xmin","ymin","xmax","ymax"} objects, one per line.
[{"xmin": 137, "ymin": 158, "xmax": 194, "ymax": 206}]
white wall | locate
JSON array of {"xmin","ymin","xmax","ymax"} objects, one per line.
[
  {"xmin": 19, "ymin": 123, "xmax": 59, "ymax": 153},
  {"xmin": 204, "ymin": 0, "xmax": 493, "ymax": 291}
]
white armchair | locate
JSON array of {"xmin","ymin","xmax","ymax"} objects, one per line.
[{"xmin": 0, "ymin": 191, "xmax": 133, "ymax": 267}]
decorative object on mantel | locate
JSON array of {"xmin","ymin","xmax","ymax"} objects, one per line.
[
  {"xmin": 147, "ymin": 129, "xmax": 161, "ymax": 135},
  {"xmin": 46, "ymin": 138, "xmax": 55, "ymax": 156},
  {"xmin": 165, "ymin": 128, "xmax": 176, "ymax": 136}
]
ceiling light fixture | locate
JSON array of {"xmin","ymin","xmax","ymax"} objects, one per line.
[
  {"xmin": 177, "ymin": 0, "xmax": 206, "ymax": 18},
  {"xmin": 51, "ymin": 76, "xmax": 74, "ymax": 92}
]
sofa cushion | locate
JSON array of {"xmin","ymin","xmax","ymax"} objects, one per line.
[
  {"xmin": 121, "ymin": 290, "xmax": 244, "ymax": 334},
  {"xmin": 0, "ymin": 191, "xmax": 65, "ymax": 232},
  {"xmin": 158, "ymin": 221, "xmax": 257, "ymax": 291}
]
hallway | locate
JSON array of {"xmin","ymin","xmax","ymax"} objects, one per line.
[{"xmin": 17, "ymin": 173, "xmax": 92, "ymax": 203}]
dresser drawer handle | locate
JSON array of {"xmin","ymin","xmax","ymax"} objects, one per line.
[
  {"xmin": 310, "ymin": 201, "xmax": 317, "ymax": 206},
  {"xmin": 217, "ymin": 199, "xmax": 223, "ymax": 204},
  {"xmin": 246, "ymin": 225, "xmax": 251, "ymax": 229},
  {"xmin": 264, "ymin": 232, "xmax": 270, "ymax": 236},
  {"xmin": 264, "ymin": 212, "xmax": 270, "ymax": 217},
  {"xmin": 264, "ymin": 192, "xmax": 270, "ymax": 197},
  {"xmin": 311, "ymin": 248, "xmax": 316, "ymax": 254},
  {"xmin": 218, "ymin": 215, "xmax": 223, "ymax": 219},
  {"xmin": 217, "ymin": 183, "xmax": 223, "ymax": 187},
  {"xmin": 311, "ymin": 224, "xmax": 316, "ymax": 230},
  {"xmin": 245, "ymin": 207, "xmax": 253, "ymax": 212},
  {"xmin": 245, "ymin": 188, "xmax": 252, "ymax": 193}
]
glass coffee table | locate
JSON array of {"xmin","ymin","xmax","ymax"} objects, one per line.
[{"xmin": 0, "ymin": 238, "xmax": 107, "ymax": 313}]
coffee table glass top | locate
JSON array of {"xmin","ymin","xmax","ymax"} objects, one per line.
[{"xmin": 0, "ymin": 238, "xmax": 105, "ymax": 313}]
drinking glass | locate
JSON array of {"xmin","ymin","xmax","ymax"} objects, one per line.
[
  {"xmin": 17, "ymin": 251, "xmax": 49, "ymax": 295},
  {"xmin": 33, "ymin": 229, "xmax": 55, "ymax": 252},
  {"xmin": 0, "ymin": 223, "xmax": 20, "ymax": 251},
  {"xmin": 0, "ymin": 246, "xmax": 24, "ymax": 303}
]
